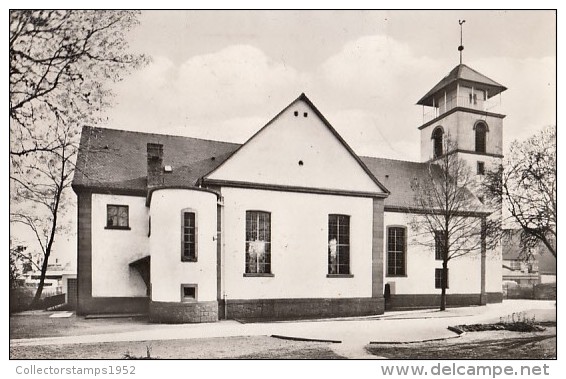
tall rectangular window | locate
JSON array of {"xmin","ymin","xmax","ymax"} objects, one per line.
[
  {"xmin": 245, "ymin": 211, "xmax": 271, "ymax": 274},
  {"xmin": 328, "ymin": 214, "xmax": 350, "ymax": 275},
  {"xmin": 106, "ymin": 205, "xmax": 129, "ymax": 229},
  {"xmin": 435, "ymin": 268, "xmax": 449, "ymax": 289},
  {"xmin": 387, "ymin": 227, "xmax": 406, "ymax": 276},
  {"xmin": 182, "ymin": 211, "xmax": 197, "ymax": 262},
  {"xmin": 435, "ymin": 230, "xmax": 447, "ymax": 261}
]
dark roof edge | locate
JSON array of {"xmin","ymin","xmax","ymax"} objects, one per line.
[
  {"xmin": 298, "ymin": 93, "xmax": 390, "ymax": 195},
  {"xmin": 416, "ymin": 64, "xmax": 507, "ymax": 105},
  {"xmin": 146, "ymin": 185, "xmax": 220, "ymax": 206},
  {"xmin": 418, "ymin": 107, "xmax": 506, "ymax": 130},
  {"xmin": 384, "ymin": 205, "xmax": 492, "ymax": 217},
  {"xmin": 463, "ymin": 64, "xmax": 507, "ymax": 90},
  {"xmin": 202, "ymin": 178, "xmax": 388, "ymax": 199},
  {"xmin": 72, "ymin": 184, "xmax": 147, "ymax": 197}
]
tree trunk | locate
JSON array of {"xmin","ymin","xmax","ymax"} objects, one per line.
[
  {"xmin": 30, "ymin": 251, "xmax": 50, "ymax": 308},
  {"xmin": 440, "ymin": 260, "xmax": 448, "ymax": 311},
  {"xmin": 30, "ymin": 158, "xmax": 64, "ymax": 308}
]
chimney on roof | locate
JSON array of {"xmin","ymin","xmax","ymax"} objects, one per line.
[{"xmin": 147, "ymin": 143, "xmax": 164, "ymax": 187}]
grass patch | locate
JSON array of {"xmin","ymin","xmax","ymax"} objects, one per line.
[{"xmin": 10, "ymin": 335, "xmax": 342, "ymax": 359}]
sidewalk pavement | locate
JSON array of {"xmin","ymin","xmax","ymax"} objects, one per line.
[{"xmin": 10, "ymin": 300, "xmax": 555, "ymax": 350}]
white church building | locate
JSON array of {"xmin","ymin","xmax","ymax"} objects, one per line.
[{"xmin": 72, "ymin": 63, "xmax": 505, "ymax": 322}]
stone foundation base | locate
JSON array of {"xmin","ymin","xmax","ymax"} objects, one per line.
[
  {"xmin": 223, "ymin": 297, "xmax": 384, "ymax": 320},
  {"xmin": 149, "ymin": 301, "xmax": 218, "ymax": 323},
  {"xmin": 77, "ymin": 297, "xmax": 149, "ymax": 316},
  {"xmin": 385, "ymin": 292, "xmax": 503, "ymax": 311}
]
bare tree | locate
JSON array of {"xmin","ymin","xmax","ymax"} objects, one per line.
[
  {"xmin": 410, "ymin": 139, "xmax": 499, "ymax": 311},
  {"xmin": 9, "ymin": 10, "xmax": 148, "ymax": 307},
  {"xmin": 11, "ymin": 124, "xmax": 77, "ymax": 307},
  {"xmin": 10, "ymin": 10, "xmax": 148, "ymax": 156},
  {"xmin": 484, "ymin": 126, "xmax": 556, "ymax": 258}
]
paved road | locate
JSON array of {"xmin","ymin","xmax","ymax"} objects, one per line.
[{"xmin": 10, "ymin": 300, "xmax": 555, "ymax": 358}]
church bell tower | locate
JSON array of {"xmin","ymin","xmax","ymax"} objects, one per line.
[{"xmin": 417, "ymin": 22, "xmax": 507, "ymax": 180}]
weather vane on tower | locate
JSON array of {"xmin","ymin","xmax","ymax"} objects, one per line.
[{"xmin": 458, "ymin": 19, "xmax": 466, "ymax": 64}]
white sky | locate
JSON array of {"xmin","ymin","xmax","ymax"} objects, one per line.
[
  {"xmin": 104, "ymin": 10, "xmax": 556, "ymax": 161},
  {"xmin": 7, "ymin": 9, "xmax": 558, "ymax": 270}
]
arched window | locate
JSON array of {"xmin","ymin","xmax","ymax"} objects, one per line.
[
  {"xmin": 432, "ymin": 127, "xmax": 444, "ymax": 158},
  {"xmin": 475, "ymin": 122, "xmax": 488, "ymax": 153}
]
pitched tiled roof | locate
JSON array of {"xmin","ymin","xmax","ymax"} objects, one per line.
[
  {"xmin": 360, "ymin": 156, "xmax": 438, "ymax": 208},
  {"xmin": 73, "ymin": 126, "xmax": 485, "ymax": 213},
  {"xmin": 72, "ymin": 126, "xmax": 240, "ymax": 193},
  {"xmin": 417, "ymin": 64, "xmax": 507, "ymax": 106},
  {"xmin": 360, "ymin": 156, "xmax": 486, "ymax": 211}
]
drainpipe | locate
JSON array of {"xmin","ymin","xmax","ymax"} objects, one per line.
[
  {"xmin": 480, "ymin": 217, "xmax": 487, "ymax": 305},
  {"xmin": 219, "ymin": 196, "xmax": 227, "ymax": 320}
]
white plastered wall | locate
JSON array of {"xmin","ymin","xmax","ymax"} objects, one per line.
[
  {"xmin": 207, "ymin": 99, "xmax": 383, "ymax": 194},
  {"xmin": 91, "ymin": 194, "xmax": 148, "ymax": 297},
  {"xmin": 420, "ymin": 112, "xmax": 503, "ymax": 163},
  {"xmin": 221, "ymin": 187, "xmax": 374, "ymax": 300},
  {"xmin": 486, "ymin": 242, "xmax": 503, "ymax": 293},
  {"xmin": 149, "ymin": 189, "xmax": 217, "ymax": 302},
  {"xmin": 383, "ymin": 212, "xmax": 488, "ymax": 295}
]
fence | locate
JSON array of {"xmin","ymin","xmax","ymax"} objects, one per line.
[
  {"xmin": 503, "ymin": 282, "xmax": 556, "ymax": 300},
  {"xmin": 9, "ymin": 287, "xmax": 68, "ymax": 313}
]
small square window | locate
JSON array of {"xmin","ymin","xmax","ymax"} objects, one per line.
[
  {"xmin": 181, "ymin": 284, "xmax": 197, "ymax": 302},
  {"xmin": 106, "ymin": 205, "xmax": 129, "ymax": 229},
  {"xmin": 477, "ymin": 161, "xmax": 485, "ymax": 175}
]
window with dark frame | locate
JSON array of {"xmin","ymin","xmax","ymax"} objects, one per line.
[
  {"xmin": 245, "ymin": 211, "xmax": 271, "ymax": 274},
  {"xmin": 435, "ymin": 268, "xmax": 449, "ymax": 289},
  {"xmin": 181, "ymin": 284, "xmax": 197, "ymax": 302},
  {"xmin": 106, "ymin": 205, "xmax": 129, "ymax": 228},
  {"xmin": 477, "ymin": 161, "xmax": 485, "ymax": 175},
  {"xmin": 475, "ymin": 122, "xmax": 487, "ymax": 153},
  {"xmin": 434, "ymin": 230, "xmax": 447, "ymax": 261},
  {"xmin": 387, "ymin": 227, "xmax": 406, "ymax": 276},
  {"xmin": 182, "ymin": 211, "xmax": 197, "ymax": 262},
  {"xmin": 328, "ymin": 214, "xmax": 350, "ymax": 275},
  {"xmin": 432, "ymin": 127, "xmax": 443, "ymax": 158}
]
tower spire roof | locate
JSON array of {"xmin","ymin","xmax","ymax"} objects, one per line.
[{"xmin": 416, "ymin": 64, "xmax": 507, "ymax": 107}]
